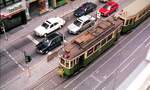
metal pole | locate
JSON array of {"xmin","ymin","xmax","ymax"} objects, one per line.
[
  {"xmin": 24, "ymin": 51, "xmax": 31, "ymax": 77},
  {"xmin": 22, "ymin": 0, "xmax": 31, "ymax": 20},
  {"xmin": 2, "ymin": 22, "xmax": 8, "ymax": 41}
]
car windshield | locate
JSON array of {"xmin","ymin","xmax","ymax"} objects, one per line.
[
  {"xmin": 41, "ymin": 22, "xmax": 49, "ymax": 29},
  {"xmin": 41, "ymin": 39, "xmax": 50, "ymax": 48},
  {"xmin": 103, "ymin": 5, "xmax": 111, "ymax": 10},
  {"xmin": 74, "ymin": 19, "xmax": 82, "ymax": 27}
]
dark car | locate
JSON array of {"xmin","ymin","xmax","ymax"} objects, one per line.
[
  {"xmin": 74, "ymin": 2, "xmax": 97, "ymax": 17},
  {"xmin": 36, "ymin": 32, "xmax": 63, "ymax": 54}
]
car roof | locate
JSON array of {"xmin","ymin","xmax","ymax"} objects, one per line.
[
  {"xmin": 106, "ymin": 1, "xmax": 117, "ymax": 6},
  {"xmin": 47, "ymin": 17, "xmax": 59, "ymax": 24},
  {"xmin": 46, "ymin": 32, "xmax": 62, "ymax": 40},
  {"xmin": 78, "ymin": 15, "xmax": 91, "ymax": 22}
]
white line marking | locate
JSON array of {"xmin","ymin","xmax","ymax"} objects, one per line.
[
  {"xmin": 3, "ymin": 49, "xmax": 25, "ymax": 71},
  {"xmin": 94, "ymin": 35, "xmax": 150, "ymax": 90},
  {"xmin": 64, "ymin": 23, "xmax": 150, "ymax": 89},
  {"xmin": 27, "ymin": 35, "xmax": 39, "ymax": 45},
  {"xmin": 120, "ymin": 58, "xmax": 136, "ymax": 72},
  {"xmin": 145, "ymin": 41, "xmax": 150, "ymax": 48},
  {"xmin": 90, "ymin": 74, "xmax": 102, "ymax": 83},
  {"xmin": 0, "ymin": 74, "xmax": 21, "ymax": 89},
  {"xmin": 73, "ymin": 76, "xmax": 91, "ymax": 90},
  {"xmin": 146, "ymin": 48, "xmax": 150, "ymax": 61},
  {"xmin": 95, "ymin": 24, "xmax": 150, "ymax": 74}
]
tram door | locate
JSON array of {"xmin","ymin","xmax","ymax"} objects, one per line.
[{"xmin": 79, "ymin": 54, "xmax": 85, "ymax": 67}]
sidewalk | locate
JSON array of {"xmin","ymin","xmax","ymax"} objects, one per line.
[
  {"xmin": 0, "ymin": 56, "xmax": 59, "ymax": 90},
  {"xmin": 0, "ymin": 0, "xmax": 98, "ymax": 90}
]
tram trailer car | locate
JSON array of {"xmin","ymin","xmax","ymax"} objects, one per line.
[
  {"xmin": 116, "ymin": 0, "xmax": 150, "ymax": 34},
  {"xmin": 58, "ymin": 17, "xmax": 123, "ymax": 77}
]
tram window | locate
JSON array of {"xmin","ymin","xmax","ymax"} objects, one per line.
[
  {"xmin": 107, "ymin": 34, "xmax": 113, "ymax": 41},
  {"xmin": 129, "ymin": 19, "xmax": 132, "ymax": 24},
  {"xmin": 95, "ymin": 42, "xmax": 101, "ymax": 51},
  {"xmin": 66, "ymin": 61, "xmax": 69, "ymax": 67},
  {"xmin": 60, "ymin": 58, "xmax": 65, "ymax": 65},
  {"xmin": 70, "ymin": 61, "xmax": 73, "ymax": 67},
  {"xmin": 87, "ymin": 48, "xmax": 93, "ymax": 56},
  {"xmin": 101, "ymin": 39, "xmax": 106, "ymax": 46},
  {"xmin": 125, "ymin": 20, "xmax": 129, "ymax": 25},
  {"xmin": 75, "ymin": 58, "xmax": 79, "ymax": 64},
  {"xmin": 73, "ymin": 59, "xmax": 76, "ymax": 65}
]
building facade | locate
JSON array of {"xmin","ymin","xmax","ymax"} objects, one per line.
[
  {"xmin": 0, "ymin": 0, "xmax": 27, "ymax": 33},
  {"xmin": 0, "ymin": 0, "xmax": 68, "ymax": 33}
]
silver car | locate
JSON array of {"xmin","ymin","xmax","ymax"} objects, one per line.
[{"xmin": 68, "ymin": 15, "xmax": 96, "ymax": 35}]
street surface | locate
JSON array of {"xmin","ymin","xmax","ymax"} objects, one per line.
[
  {"xmin": 1, "ymin": 0, "xmax": 149, "ymax": 90},
  {"xmin": 32, "ymin": 16, "xmax": 150, "ymax": 90}
]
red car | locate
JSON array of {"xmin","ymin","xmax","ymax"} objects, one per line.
[{"xmin": 98, "ymin": 1, "xmax": 119, "ymax": 17}]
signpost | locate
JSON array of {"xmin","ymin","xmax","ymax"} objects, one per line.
[
  {"xmin": 24, "ymin": 51, "xmax": 32, "ymax": 77},
  {"xmin": 1, "ymin": 22, "xmax": 8, "ymax": 41}
]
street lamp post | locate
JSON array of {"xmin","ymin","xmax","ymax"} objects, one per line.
[
  {"xmin": 24, "ymin": 51, "xmax": 32, "ymax": 77},
  {"xmin": 1, "ymin": 22, "xmax": 8, "ymax": 41}
]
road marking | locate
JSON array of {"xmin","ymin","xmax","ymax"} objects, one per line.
[
  {"xmin": 95, "ymin": 24, "xmax": 150, "ymax": 74},
  {"xmin": 27, "ymin": 35, "xmax": 39, "ymax": 45},
  {"xmin": 3, "ymin": 49, "xmax": 25, "ymax": 71},
  {"xmin": 73, "ymin": 76, "xmax": 91, "ymax": 90},
  {"xmin": 120, "ymin": 58, "xmax": 136, "ymax": 72},
  {"xmin": 146, "ymin": 48, "xmax": 150, "ymax": 61},
  {"xmin": 0, "ymin": 74, "xmax": 21, "ymax": 89},
  {"xmin": 64, "ymin": 23, "xmax": 150, "ymax": 89},
  {"xmin": 145, "ymin": 41, "xmax": 150, "ymax": 48},
  {"xmin": 90, "ymin": 74, "xmax": 102, "ymax": 83},
  {"xmin": 94, "ymin": 35, "xmax": 150, "ymax": 90}
]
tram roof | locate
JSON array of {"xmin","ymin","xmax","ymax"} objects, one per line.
[
  {"xmin": 61, "ymin": 17, "xmax": 123, "ymax": 60},
  {"xmin": 118, "ymin": 0, "xmax": 150, "ymax": 18}
]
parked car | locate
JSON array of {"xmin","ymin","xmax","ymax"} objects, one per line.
[
  {"xmin": 68, "ymin": 15, "xmax": 96, "ymax": 35},
  {"xmin": 36, "ymin": 32, "xmax": 63, "ymax": 54},
  {"xmin": 97, "ymin": 1, "xmax": 119, "ymax": 17},
  {"xmin": 34, "ymin": 17, "xmax": 65, "ymax": 37},
  {"xmin": 74, "ymin": 2, "xmax": 97, "ymax": 17}
]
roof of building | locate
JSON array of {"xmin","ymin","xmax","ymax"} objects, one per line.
[
  {"xmin": 118, "ymin": 0, "xmax": 150, "ymax": 18},
  {"xmin": 60, "ymin": 17, "xmax": 123, "ymax": 60}
]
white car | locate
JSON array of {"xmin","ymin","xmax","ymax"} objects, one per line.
[
  {"xmin": 34, "ymin": 17, "xmax": 65, "ymax": 36},
  {"xmin": 68, "ymin": 15, "xmax": 96, "ymax": 34}
]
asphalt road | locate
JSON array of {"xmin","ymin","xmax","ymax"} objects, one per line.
[
  {"xmin": 0, "ymin": 0, "xmax": 100, "ymax": 85},
  {"xmin": 55, "ymin": 17, "xmax": 150, "ymax": 90},
  {"xmin": 0, "ymin": 0, "xmax": 136, "ymax": 88}
]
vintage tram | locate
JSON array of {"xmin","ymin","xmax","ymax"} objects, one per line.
[
  {"xmin": 58, "ymin": 17, "xmax": 123, "ymax": 77},
  {"xmin": 57, "ymin": 0, "xmax": 150, "ymax": 77},
  {"xmin": 115, "ymin": 0, "xmax": 150, "ymax": 34}
]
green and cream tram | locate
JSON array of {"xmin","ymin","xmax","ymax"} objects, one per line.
[
  {"xmin": 116, "ymin": 0, "xmax": 150, "ymax": 34},
  {"xmin": 58, "ymin": 17, "xmax": 123, "ymax": 77}
]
